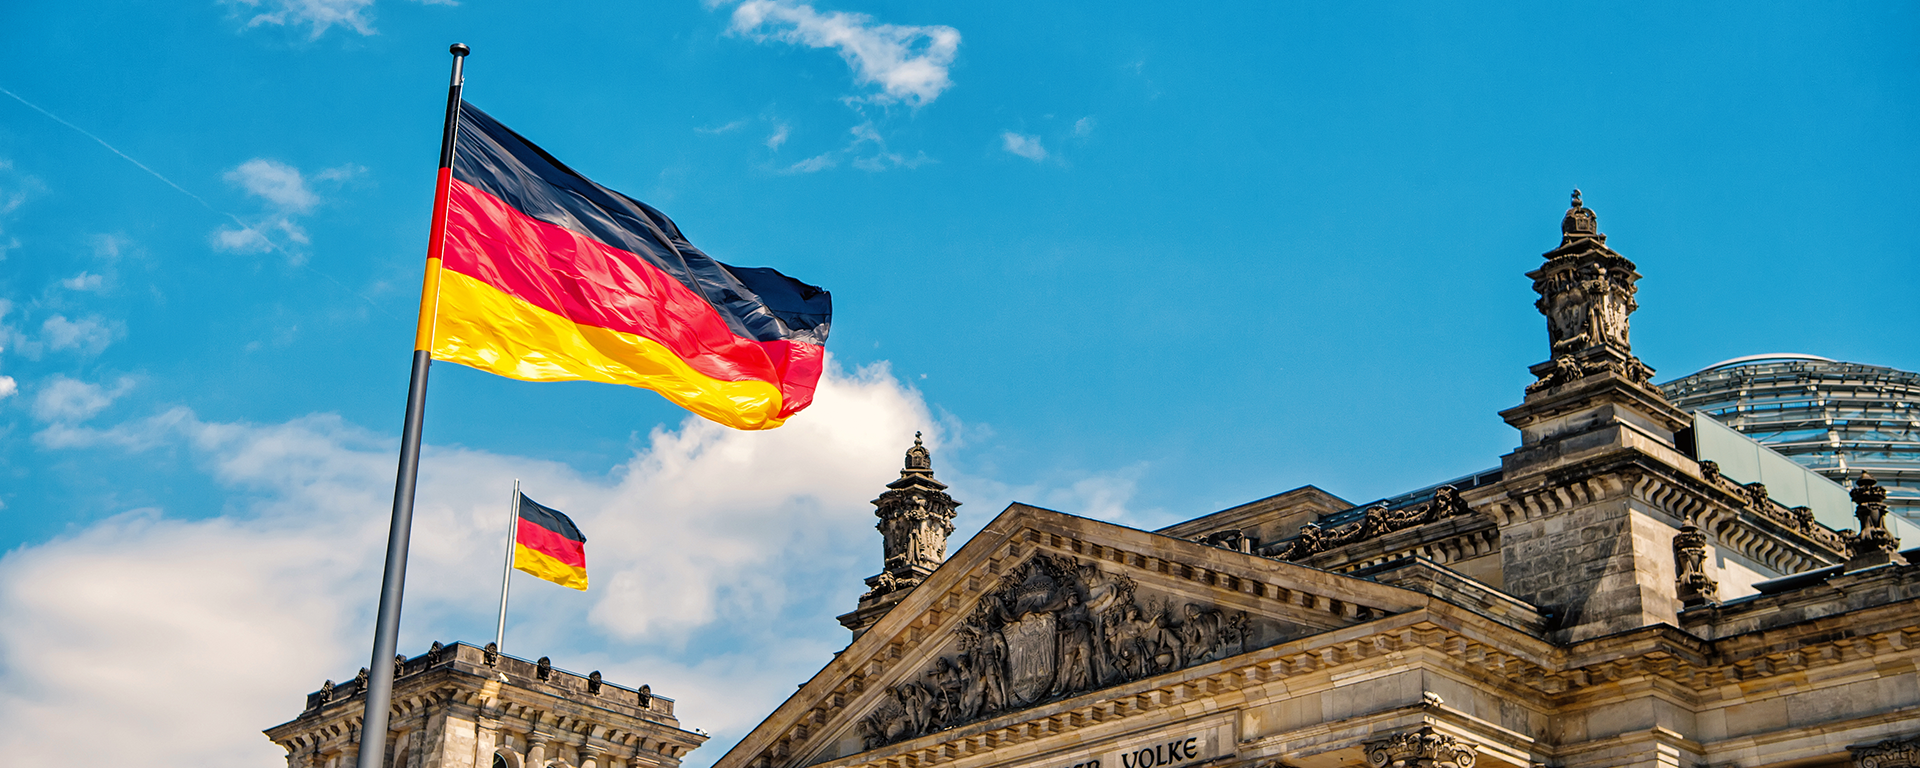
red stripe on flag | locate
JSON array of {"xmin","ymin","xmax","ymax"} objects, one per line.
[
  {"xmin": 516, "ymin": 518, "xmax": 586, "ymax": 568},
  {"xmin": 441, "ymin": 179, "xmax": 821, "ymax": 388}
]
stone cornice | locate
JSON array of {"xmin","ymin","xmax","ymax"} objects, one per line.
[
  {"xmin": 266, "ymin": 644, "xmax": 704, "ymax": 761},
  {"xmin": 1479, "ymin": 448, "xmax": 1845, "ymax": 573}
]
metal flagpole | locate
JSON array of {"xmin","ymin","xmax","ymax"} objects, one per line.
[
  {"xmin": 495, "ymin": 479, "xmax": 520, "ymax": 651},
  {"xmin": 354, "ymin": 42, "xmax": 468, "ymax": 768}
]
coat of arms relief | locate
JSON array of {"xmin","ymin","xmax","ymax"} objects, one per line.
[{"xmin": 856, "ymin": 553, "xmax": 1284, "ymax": 750}]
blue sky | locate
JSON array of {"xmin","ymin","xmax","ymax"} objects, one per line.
[{"xmin": 1, "ymin": 1, "xmax": 1916, "ymax": 764}]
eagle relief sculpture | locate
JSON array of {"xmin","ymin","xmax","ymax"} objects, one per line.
[{"xmin": 857, "ymin": 554, "xmax": 1261, "ymax": 750}]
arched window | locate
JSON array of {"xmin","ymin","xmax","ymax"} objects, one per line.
[{"xmin": 492, "ymin": 755, "xmax": 508, "ymax": 768}]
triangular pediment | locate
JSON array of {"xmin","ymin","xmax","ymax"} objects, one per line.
[{"xmin": 716, "ymin": 503, "xmax": 1430, "ymax": 768}]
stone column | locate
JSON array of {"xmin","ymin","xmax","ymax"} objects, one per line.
[
  {"xmin": 579, "ymin": 746, "xmax": 606, "ymax": 768},
  {"xmin": 526, "ymin": 734, "xmax": 551, "ymax": 768}
]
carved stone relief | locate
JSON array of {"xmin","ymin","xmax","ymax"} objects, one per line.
[
  {"xmin": 856, "ymin": 553, "xmax": 1270, "ymax": 750},
  {"xmin": 1276, "ymin": 485, "xmax": 1476, "ymax": 561},
  {"xmin": 1673, "ymin": 521, "xmax": 1718, "ymax": 607},
  {"xmin": 1846, "ymin": 473, "xmax": 1901, "ymax": 570},
  {"xmin": 1851, "ymin": 734, "xmax": 1920, "ymax": 768},
  {"xmin": 1364, "ymin": 726, "xmax": 1478, "ymax": 768}
]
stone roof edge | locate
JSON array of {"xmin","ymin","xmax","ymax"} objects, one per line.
[
  {"xmin": 1153, "ymin": 485, "xmax": 1354, "ymax": 538},
  {"xmin": 264, "ymin": 647, "xmax": 698, "ymax": 745}
]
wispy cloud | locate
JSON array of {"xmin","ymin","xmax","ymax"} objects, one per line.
[
  {"xmin": 783, "ymin": 152, "xmax": 838, "ymax": 174},
  {"xmin": 226, "ymin": 158, "xmax": 319, "ymax": 213},
  {"xmin": 0, "ymin": 159, "xmax": 43, "ymax": 261},
  {"xmin": 1001, "ymin": 131, "xmax": 1048, "ymax": 161},
  {"xmin": 697, "ymin": 119, "xmax": 751, "ymax": 136},
  {"xmin": 212, "ymin": 159, "xmax": 359, "ymax": 261},
  {"xmin": 31, "ymin": 375, "xmax": 136, "ymax": 424},
  {"xmin": 728, "ymin": 1, "xmax": 961, "ymax": 107},
  {"xmin": 765, "ymin": 122, "xmax": 791, "ymax": 150},
  {"xmin": 41, "ymin": 315, "xmax": 120, "ymax": 356},
  {"xmin": 779, "ymin": 122, "xmax": 933, "ymax": 174},
  {"xmin": 59, "ymin": 273, "xmax": 104, "ymax": 292},
  {"xmin": 1074, "ymin": 116, "xmax": 1097, "ymax": 137},
  {"xmin": 225, "ymin": 0, "xmax": 377, "ymax": 38}
]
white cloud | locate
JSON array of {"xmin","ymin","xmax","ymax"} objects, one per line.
[
  {"xmin": 226, "ymin": 0, "xmax": 377, "ymax": 38},
  {"xmin": 0, "ymin": 159, "xmax": 43, "ymax": 260},
  {"xmin": 0, "ymin": 376, "xmax": 15, "ymax": 400},
  {"xmin": 697, "ymin": 119, "xmax": 750, "ymax": 135},
  {"xmin": 1074, "ymin": 116, "xmax": 1097, "ymax": 137},
  {"xmin": 225, "ymin": 158, "xmax": 318, "ymax": 213},
  {"xmin": 31, "ymin": 375, "xmax": 136, "ymax": 424},
  {"xmin": 312, "ymin": 163, "xmax": 366, "ymax": 183},
  {"xmin": 783, "ymin": 152, "xmax": 839, "ymax": 174},
  {"xmin": 41, "ymin": 314, "xmax": 119, "ymax": 356},
  {"xmin": 766, "ymin": 122, "xmax": 791, "ymax": 150},
  {"xmin": 728, "ymin": 0, "xmax": 961, "ymax": 107},
  {"xmin": 213, "ymin": 158, "xmax": 349, "ymax": 258},
  {"xmin": 1001, "ymin": 131, "xmax": 1048, "ymax": 161},
  {"xmin": 0, "ymin": 359, "xmax": 954, "ymax": 763},
  {"xmin": 91, "ymin": 233, "xmax": 129, "ymax": 259},
  {"xmin": 60, "ymin": 272, "xmax": 103, "ymax": 291}
]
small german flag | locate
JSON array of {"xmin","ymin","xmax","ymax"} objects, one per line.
[{"xmin": 513, "ymin": 493, "xmax": 587, "ymax": 591}]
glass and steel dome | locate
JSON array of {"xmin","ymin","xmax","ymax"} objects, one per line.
[{"xmin": 1660, "ymin": 354, "xmax": 1920, "ymax": 525}]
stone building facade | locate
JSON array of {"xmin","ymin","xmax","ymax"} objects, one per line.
[
  {"xmin": 265, "ymin": 642, "xmax": 705, "ymax": 768},
  {"xmin": 713, "ymin": 193, "xmax": 1920, "ymax": 768}
]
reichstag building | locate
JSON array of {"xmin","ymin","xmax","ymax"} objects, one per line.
[{"xmin": 267, "ymin": 194, "xmax": 1920, "ymax": 768}]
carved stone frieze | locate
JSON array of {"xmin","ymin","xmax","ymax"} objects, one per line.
[
  {"xmin": 1277, "ymin": 485, "xmax": 1476, "ymax": 561},
  {"xmin": 856, "ymin": 553, "xmax": 1264, "ymax": 750},
  {"xmin": 1365, "ymin": 726, "xmax": 1478, "ymax": 768},
  {"xmin": 1851, "ymin": 734, "xmax": 1920, "ymax": 768}
]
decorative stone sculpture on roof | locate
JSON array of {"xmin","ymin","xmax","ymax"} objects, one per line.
[
  {"xmin": 1526, "ymin": 190, "xmax": 1655, "ymax": 393},
  {"xmin": 1277, "ymin": 485, "xmax": 1476, "ymax": 561},
  {"xmin": 840, "ymin": 433, "xmax": 964, "ymax": 636},
  {"xmin": 1846, "ymin": 473, "xmax": 1901, "ymax": 570}
]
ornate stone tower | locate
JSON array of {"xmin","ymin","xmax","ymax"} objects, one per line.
[
  {"xmin": 837, "ymin": 433, "xmax": 960, "ymax": 638},
  {"xmin": 1524, "ymin": 189, "xmax": 1655, "ymax": 393},
  {"xmin": 265, "ymin": 642, "xmax": 706, "ymax": 768},
  {"xmin": 1492, "ymin": 190, "xmax": 1698, "ymax": 641}
]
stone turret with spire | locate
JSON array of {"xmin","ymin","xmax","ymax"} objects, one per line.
[
  {"xmin": 837, "ymin": 433, "xmax": 961, "ymax": 638},
  {"xmin": 1491, "ymin": 190, "xmax": 1700, "ymax": 642}
]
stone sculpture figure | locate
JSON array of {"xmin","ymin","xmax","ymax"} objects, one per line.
[
  {"xmin": 1053, "ymin": 593, "xmax": 1098, "ymax": 695},
  {"xmin": 1847, "ymin": 473, "xmax": 1901, "ymax": 569},
  {"xmin": 855, "ymin": 553, "xmax": 1262, "ymax": 749},
  {"xmin": 1182, "ymin": 604, "xmax": 1223, "ymax": 663},
  {"xmin": 1672, "ymin": 522, "xmax": 1719, "ymax": 607}
]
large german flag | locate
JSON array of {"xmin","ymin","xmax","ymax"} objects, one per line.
[
  {"xmin": 513, "ymin": 493, "xmax": 588, "ymax": 590},
  {"xmin": 419, "ymin": 101, "xmax": 832, "ymax": 430}
]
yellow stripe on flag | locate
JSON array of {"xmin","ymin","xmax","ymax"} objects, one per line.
[
  {"xmin": 430, "ymin": 269, "xmax": 788, "ymax": 430},
  {"xmin": 514, "ymin": 543, "xmax": 589, "ymax": 591}
]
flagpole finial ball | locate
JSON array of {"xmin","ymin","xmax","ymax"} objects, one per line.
[{"xmin": 450, "ymin": 43, "xmax": 470, "ymax": 57}]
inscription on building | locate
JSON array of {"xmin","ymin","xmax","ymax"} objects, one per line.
[{"xmin": 1051, "ymin": 728, "xmax": 1222, "ymax": 768}]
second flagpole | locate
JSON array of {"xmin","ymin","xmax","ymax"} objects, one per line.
[{"xmin": 495, "ymin": 478, "xmax": 520, "ymax": 651}]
